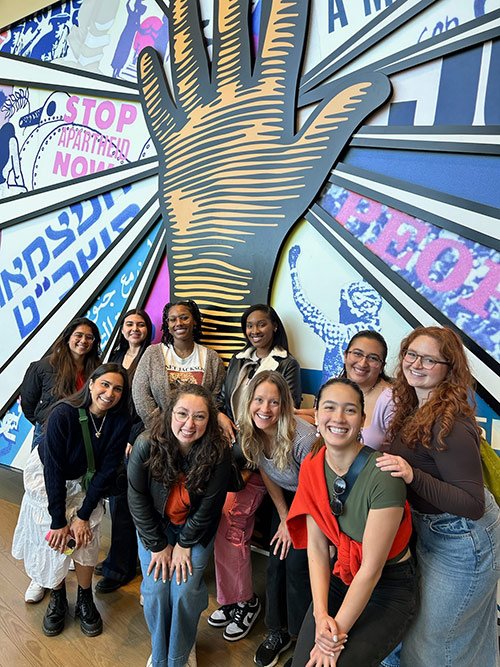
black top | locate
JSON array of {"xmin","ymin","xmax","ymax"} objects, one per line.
[
  {"xmin": 20, "ymin": 356, "xmax": 58, "ymax": 425},
  {"xmin": 109, "ymin": 348, "xmax": 145, "ymax": 444},
  {"xmin": 39, "ymin": 402, "xmax": 131, "ymax": 529},
  {"xmin": 128, "ymin": 434, "xmax": 231, "ymax": 552},
  {"xmin": 391, "ymin": 417, "xmax": 484, "ymax": 519}
]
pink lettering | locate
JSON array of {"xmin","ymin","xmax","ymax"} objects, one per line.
[
  {"xmin": 53, "ymin": 151, "xmax": 70, "ymax": 176},
  {"xmin": 95, "ymin": 101, "xmax": 116, "ymax": 130},
  {"xmin": 116, "ymin": 103, "xmax": 137, "ymax": 132},
  {"xmin": 70, "ymin": 156, "xmax": 88, "ymax": 178},
  {"xmin": 368, "ymin": 212, "xmax": 428, "ymax": 270},
  {"xmin": 64, "ymin": 96, "xmax": 79, "ymax": 123},
  {"xmin": 336, "ymin": 193, "xmax": 382, "ymax": 226},
  {"xmin": 459, "ymin": 259, "xmax": 500, "ymax": 317},
  {"xmin": 57, "ymin": 126, "xmax": 68, "ymax": 147},
  {"xmin": 416, "ymin": 239, "xmax": 473, "ymax": 292},
  {"xmin": 81, "ymin": 98, "xmax": 96, "ymax": 125}
]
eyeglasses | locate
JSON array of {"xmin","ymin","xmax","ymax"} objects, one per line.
[
  {"xmin": 347, "ymin": 350, "xmax": 383, "ymax": 366},
  {"xmin": 330, "ymin": 476, "xmax": 347, "ymax": 517},
  {"xmin": 403, "ymin": 349, "xmax": 450, "ymax": 370},
  {"xmin": 72, "ymin": 332, "xmax": 95, "ymax": 342},
  {"xmin": 173, "ymin": 409, "xmax": 208, "ymax": 423}
]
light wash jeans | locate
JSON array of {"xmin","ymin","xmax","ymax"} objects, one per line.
[
  {"xmin": 401, "ymin": 489, "xmax": 500, "ymax": 667},
  {"xmin": 138, "ymin": 525, "xmax": 215, "ymax": 667},
  {"xmin": 31, "ymin": 421, "xmax": 44, "ymax": 451}
]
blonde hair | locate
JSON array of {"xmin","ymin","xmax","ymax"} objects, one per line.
[{"xmin": 238, "ymin": 371, "xmax": 295, "ymax": 472}]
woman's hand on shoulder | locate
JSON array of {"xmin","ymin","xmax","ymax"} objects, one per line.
[
  {"xmin": 70, "ymin": 517, "xmax": 93, "ymax": 549},
  {"xmin": 375, "ymin": 453, "xmax": 414, "ymax": 484},
  {"xmin": 217, "ymin": 411, "xmax": 237, "ymax": 443},
  {"xmin": 169, "ymin": 544, "xmax": 193, "ymax": 585},
  {"xmin": 147, "ymin": 544, "xmax": 173, "ymax": 583}
]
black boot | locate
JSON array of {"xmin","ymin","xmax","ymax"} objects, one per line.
[
  {"xmin": 42, "ymin": 584, "xmax": 68, "ymax": 636},
  {"xmin": 75, "ymin": 585, "xmax": 103, "ymax": 636}
]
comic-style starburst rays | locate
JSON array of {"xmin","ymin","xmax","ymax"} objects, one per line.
[{"xmin": 0, "ymin": 0, "xmax": 499, "ymax": 423}]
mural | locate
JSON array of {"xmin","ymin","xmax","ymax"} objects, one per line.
[{"xmin": 0, "ymin": 0, "xmax": 499, "ymax": 472}]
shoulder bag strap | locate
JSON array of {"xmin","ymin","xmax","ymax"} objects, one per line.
[
  {"xmin": 339, "ymin": 446, "xmax": 372, "ymax": 504},
  {"xmin": 78, "ymin": 408, "xmax": 96, "ymax": 478}
]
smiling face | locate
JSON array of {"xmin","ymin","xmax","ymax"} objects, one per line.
[
  {"xmin": 403, "ymin": 335, "xmax": 449, "ymax": 403},
  {"xmin": 343, "ymin": 336, "xmax": 385, "ymax": 390},
  {"xmin": 122, "ymin": 313, "xmax": 148, "ymax": 347},
  {"xmin": 171, "ymin": 393, "xmax": 209, "ymax": 450},
  {"xmin": 316, "ymin": 383, "xmax": 365, "ymax": 452},
  {"xmin": 68, "ymin": 324, "xmax": 95, "ymax": 360},
  {"xmin": 245, "ymin": 310, "xmax": 276, "ymax": 357},
  {"xmin": 167, "ymin": 305, "xmax": 195, "ymax": 345},
  {"xmin": 89, "ymin": 372, "xmax": 124, "ymax": 416},
  {"xmin": 250, "ymin": 380, "xmax": 281, "ymax": 435}
]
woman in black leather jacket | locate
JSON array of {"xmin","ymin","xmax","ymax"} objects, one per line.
[{"xmin": 128, "ymin": 384, "xmax": 231, "ymax": 667}]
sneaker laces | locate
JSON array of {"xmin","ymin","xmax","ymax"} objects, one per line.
[
  {"xmin": 232, "ymin": 602, "xmax": 248, "ymax": 624},
  {"xmin": 263, "ymin": 630, "xmax": 285, "ymax": 650}
]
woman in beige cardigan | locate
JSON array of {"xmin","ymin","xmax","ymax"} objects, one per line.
[{"xmin": 132, "ymin": 300, "xmax": 225, "ymax": 427}]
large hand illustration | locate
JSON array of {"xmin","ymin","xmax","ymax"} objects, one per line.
[{"xmin": 137, "ymin": 0, "xmax": 390, "ymax": 358}]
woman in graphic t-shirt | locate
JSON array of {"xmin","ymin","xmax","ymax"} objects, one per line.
[{"xmin": 132, "ymin": 300, "xmax": 226, "ymax": 427}]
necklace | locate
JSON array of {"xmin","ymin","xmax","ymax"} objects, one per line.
[
  {"xmin": 89, "ymin": 412, "xmax": 107, "ymax": 438},
  {"xmin": 363, "ymin": 377, "xmax": 380, "ymax": 398}
]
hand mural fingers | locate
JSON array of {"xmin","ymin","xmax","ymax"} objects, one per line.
[{"xmin": 212, "ymin": 0, "xmax": 252, "ymax": 86}]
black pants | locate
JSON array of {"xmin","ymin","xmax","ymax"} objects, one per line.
[
  {"xmin": 291, "ymin": 556, "xmax": 419, "ymax": 667},
  {"xmin": 102, "ymin": 490, "xmax": 138, "ymax": 583},
  {"xmin": 265, "ymin": 489, "xmax": 311, "ymax": 637}
]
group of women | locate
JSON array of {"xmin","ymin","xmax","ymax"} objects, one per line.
[{"xmin": 10, "ymin": 298, "xmax": 500, "ymax": 667}]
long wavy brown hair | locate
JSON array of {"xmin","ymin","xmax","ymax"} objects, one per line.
[
  {"xmin": 50, "ymin": 318, "xmax": 102, "ymax": 399},
  {"xmin": 388, "ymin": 326, "xmax": 479, "ymax": 450},
  {"xmin": 147, "ymin": 384, "xmax": 226, "ymax": 494}
]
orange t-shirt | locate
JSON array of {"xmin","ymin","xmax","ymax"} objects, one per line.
[{"xmin": 165, "ymin": 475, "xmax": 190, "ymax": 525}]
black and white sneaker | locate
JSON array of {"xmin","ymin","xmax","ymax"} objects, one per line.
[
  {"xmin": 223, "ymin": 595, "xmax": 261, "ymax": 641},
  {"xmin": 254, "ymin": 630, "xmax": 292, "ymax": 667},
  {"xmin": 207, "ymin": 602, "xmax": 238, "ymax": 627}
]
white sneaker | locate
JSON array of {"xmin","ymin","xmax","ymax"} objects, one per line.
[
  {"xmin": 146, "ymin": 655, "xmax": 152, "ymax": 667},
  {"xmin": 140, "ymin": 593, "xmax": 144, "ymax": 606},
  {"xmin": 25, "ymin": 580, "xmax": 46, "ymax": 603},
  {"xmin": 186, "ymin": 644, "xmax": 197, "ymax": 667},
  {"xmin": 68, "ymin": 560, "xmax": 75, "ymax": 571}
]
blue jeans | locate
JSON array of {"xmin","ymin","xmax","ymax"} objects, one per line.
[
  {"xmin": 138, "ymin": 525, "xmax": 214, "ymax": 667},
  {"xmin": 401, "ymin": 489, "xmax": 500, "ymax": 667}
]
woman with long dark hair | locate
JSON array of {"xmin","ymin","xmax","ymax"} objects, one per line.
[
  {"xmin": 209, "ymin": 304, "xmax": 302, "ymax": 643},
  {"xmin": 128, "ymin": 384, "xmax": 231, "ymax": 667},
  {"xmin": 12, "ymin": 364, "xmax": 131, "ymax": 638},
  {"xmin": 287, "ymin": 377, "xmax": 417, "ymax": 667},
  {"xmin": 376, "ymin": 327, "xmax": 500, "ymax": 666},
  {"xmin": 95, "ymin": 308, "xmax": 153, "ymax": 594},
  {"xmin": 132, "ymin": 299, "xmax": 225, "ymax": 426},
  {"xmin": 20, "ymin": 316, "xmax": 101, "ymax": 603},
  {"xmin": 237, "ymin": 371, "xmax": 315, "ymax": 667}
]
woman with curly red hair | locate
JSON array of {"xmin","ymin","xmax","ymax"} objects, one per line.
[{"xmin": 376, "ymin": 326, "xmax": 500, "ymax": 667}]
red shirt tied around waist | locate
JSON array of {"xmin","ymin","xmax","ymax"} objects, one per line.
[{"xmin": 284, "ymin": 378, "xmax": 418, "ymax": 667}]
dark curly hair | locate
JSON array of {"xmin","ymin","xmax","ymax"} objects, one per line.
[
  {"xmin": 49, "ymin": 317, "xmax": 102, "ymax": 399},
  {"xmin": 160, "ymin": 300, "xmax": 203, "ymax": 345},
  {"xmin": 388, "ymin": 326, "xmax": 479, "ymax": 450},
  {"xmin": 147, "ymin": 384, "xmax": 226, "ymax": 494}
]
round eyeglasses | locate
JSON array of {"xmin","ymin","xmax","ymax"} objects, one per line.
[
  {"xmin": 347, "ymin": 350, "xmax": 383, "ymax": 366},
  {"xmin": 173, "ymin": 409, "xmax": 207, "ymax": 423},
  {"xmin": 403, "ymin": 349, "xmax": 450, "ymax": 370}
]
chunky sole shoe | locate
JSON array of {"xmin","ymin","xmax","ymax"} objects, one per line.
[
  {"xmin": 95, "ymin": 577, "xmax": 124, "ymax": 593},
  {"xmin": 207, "ymin": 603, "xmax": 238, "ymax": 627},
  {"xmin": 25, "ymin": 580, "xmax": 46, "ymax": 604},
  {"xmin": 42, "ymin": 587, "xmax": 68, "ymax": 637},
  {"xmin": 254, "ymin": 630, "xmax": 292, "ymax": 667}
]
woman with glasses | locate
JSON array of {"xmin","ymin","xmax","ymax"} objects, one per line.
[
  {"xmin": 132, "ymin": 300, "xmax": 225, "ymax": 427},
  {"xmin": 296, "ymin": 330, "xmax": 392, "ymax": 451},
  {"xmin": 376, "ymin": 326, "xmax": 500, "ymax": 667},
  {"xmin": 20, "ymin": 316, "xmax": 101, "ymax": 603},
  {"xmin": 128, "ymin": 384, "xmax": 231, "ymax": 667},
  {"xmin": 287, "ymin": 377, "xmax": 417, "ymax": 667},
  {"xmin": 95, "ymin": 308, "xmax": 153, "ymax": 594}
]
